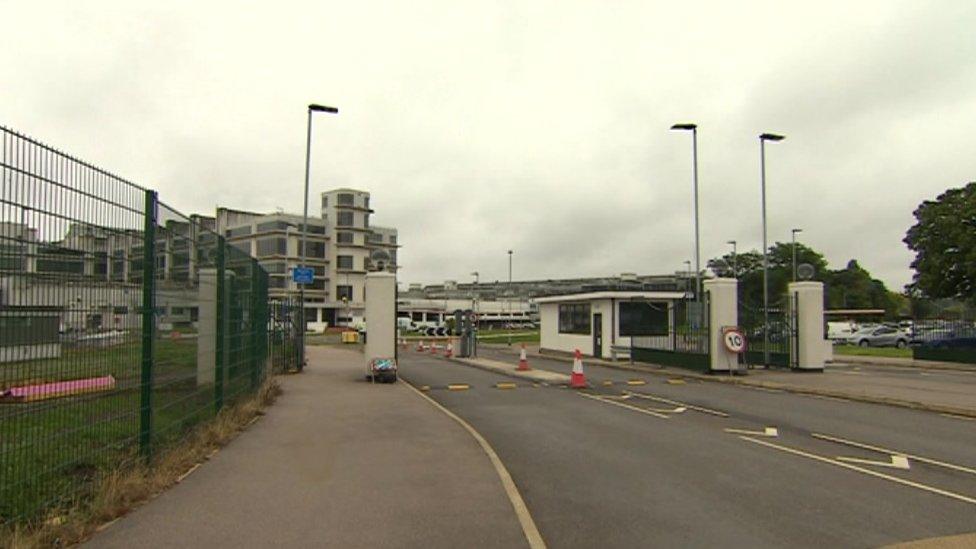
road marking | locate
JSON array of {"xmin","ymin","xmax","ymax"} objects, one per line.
[
  {"xmin": 811, "ymin": 433, "xmax": 976, "ymax": 476},
  {"xmin": 577, "ymin": 392, "xmax": 670, "ymax": 419},
  {"xmin": 402, "ymin": 380, "xmax": 547, "ymax": 549},
  {"xmin": 447, "ymin": 384, "xmax": 470, "ymax": 391},
  {"xmin": 725, "ymin": 427, "xmax": 779, "ymax": 437},
  {"xmin": 495, "ymin": 382, "xmax": 517, "ymax": 390},
  {"xmin": 646, "ymin": 406, "xmax": 687, "ymax": 414},
  {"xmin": 837, "ymin": 370, "xmax": 865, "ymax": 375},
  {"xmin": 626, "ymin": 379, "xmax": 647, "ymax": 386},
  {"xmin": 623, "ymin": 391, "xmax": 730, "ymax": 418},
  {"xmin": 835, "ymin": 454, "xmax": 910, "ymax": 470},
  {"xmin": 740, "ymin": 436, "xmax": 976, "ymax": 506},
  {"xmin": 747, "ymin": 386, "xmax": 783, "ymax": 393},
  {"xmin": 602, "ymin": 380, "xmax": 614, "ymax": 387},
  {"xmin": 808, "ymin": 394, "xmax": 850, "ymax": 403},
  {"xmin": 666, "ymin": 379, "xmax": 686, "ymax": 385},
  {"xmin": 420, "ymin": 385, "xmax": 431, "ymax": 392},
  {"xmin": 941, "ymin": 413, "xmax": 976, "ymax": 422}
]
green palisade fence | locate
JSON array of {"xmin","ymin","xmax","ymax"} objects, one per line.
[{"xmin": 0, "ymin": 125, "xmax": 298, "ymax": 524}]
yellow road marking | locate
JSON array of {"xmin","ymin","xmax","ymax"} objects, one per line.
[
  {"xmin": 577, "ymin": 392, "xmax": 670, "ymax": 419},
  {"xmin": 836, "ymin": 454, "xmax": 910, "ymax": 470},
  {"xmin": 602, "ymin": 380, "xmax": 614, "ymax": 386},
  {"xmin": 495, "ymin": 382, "xmax": 517, "ymax": 390},
  {"xmin": 626, "ymin": 379, "xmax": 647, "ymax": 386},
  {"xmin": 420, "ymin": 385, "xmax": 431, "ymax": 392},
  {"xmin": 447, "ymin": 384, "xmax": 470, "ymax": 391},
  {"xmin": 402, "ymin": 381, "xmax": 547, "ymax": 548},
  {"xmin": 624, "ymin": 391, "xmax": 730, "ymax": 417},
  {"xmin": 740, "ymin": 436, "xmax": 976, "ymax": 506},
  {"xmin": 666, "ymin": 379, "xmax": 686, "ymax": 385},
  {"xmin": 724, "ymin": 426, "xmax": 779, "ymax": 437},
  {"xmin": 811, "ymin": 433, "xmax": 976, "ymax": 476}
]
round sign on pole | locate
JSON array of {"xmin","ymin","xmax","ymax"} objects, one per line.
[{"xmin": 723, "ymin": 328, "xmax": 747, "ymax": 353}]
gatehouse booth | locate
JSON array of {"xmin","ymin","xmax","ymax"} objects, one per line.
[{"xmin": 536, "ymin": 291, "xmax": 690, "ymax": 360}]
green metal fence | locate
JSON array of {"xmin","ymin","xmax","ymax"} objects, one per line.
[
  {"xmin": 631, "ymin": 296, "xmax": 711, "ymax": 372},
  {"xmin": 0, "ymin": 125, "xmax": 288, "ymax": 524}
]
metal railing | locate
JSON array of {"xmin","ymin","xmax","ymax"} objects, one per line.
[{"xmin": 0, "ymin": 125, "xmax": 295, "ymax": 523}]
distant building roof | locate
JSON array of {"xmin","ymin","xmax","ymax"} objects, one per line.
[{"xmin": 534, "ymin": 291, "xmax": 689, "ymax": 304}]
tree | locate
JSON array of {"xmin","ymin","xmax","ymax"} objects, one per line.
[{"xmin": 904, "ymin": 182, "xmax": 976, "ymax": 300}]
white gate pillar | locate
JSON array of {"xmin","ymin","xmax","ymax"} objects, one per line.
[
  {"xmin": 705, "ymin": 278, "xmax": 739, "ymax": 373},
  {"xmin": 788, "ymin": 281, "xmax": 827, "ymax": 371},
  {"xmin": 365, "ymin": 272, "xmax": 396, "ymax": 375}
]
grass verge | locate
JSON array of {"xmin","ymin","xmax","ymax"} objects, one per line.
[
  {"xmin": 833, "ymin": 344, "xmax": 911, "ymax": 358},
  {"xmin": 0, "ymin": 377, "xmax": 282, "ymax": 549}
]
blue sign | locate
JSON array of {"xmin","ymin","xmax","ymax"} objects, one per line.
[{"xmin": 292, "ymin": 267, "xmax": 314, "ymax": 285}]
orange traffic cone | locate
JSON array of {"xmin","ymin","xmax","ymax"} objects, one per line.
[
  {"xmin": 417, "ymin": 340, "xmax": 425, "ymax": 352},
  {"xmin": 430, "ymin": 341, "xmax": 438, "ymax": 355},
  {"xmin": 445, "ymin": 341, "xmax": 454, "ymax": 358},
  {"xmin": 516, "ymin": 343, "xmax": 530, "ymax": 371},
  {"xmin": 570, "ymin": 349, "xmax": 587, "ymax": 388}
]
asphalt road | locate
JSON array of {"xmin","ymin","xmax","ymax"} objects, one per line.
[{"xmin": 399, "ymin": 350, "xmax": 976, "ymax": 548}]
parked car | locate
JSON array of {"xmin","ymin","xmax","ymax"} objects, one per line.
[
  {"xmin": 827, "ymin": 321, "xmax": 856, "ymax": 342},
  {"xmin": 844, "ymin": 325, "xmax": 910, "ymax": 348}
]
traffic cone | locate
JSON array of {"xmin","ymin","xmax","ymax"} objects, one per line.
[
  {"xmin": 430, "ymin": 341, "xmax": 438, "ymax": 355},
  {"xmin": 445, "ymin": 341, "xmax": 454, "ymax": 358},
  {"xmin": 417, "ymin": 340, "xmax": 425, "ymax": 352},
  {"xmin": 570, "ymin": 349, "xmax": 587, "ymax": 388},
  {"xmin": 516, "ymin": 343, "xmax": 530, "ymax": 371}
]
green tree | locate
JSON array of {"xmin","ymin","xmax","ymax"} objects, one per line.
[{"xmin": 904, "ymin": 182, "xmax": 976, "ymax": 300}]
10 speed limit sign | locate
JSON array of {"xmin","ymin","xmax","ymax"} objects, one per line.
[{"xmin": 723, "ymin": 328, "xmax": 747, "ymax": 353}]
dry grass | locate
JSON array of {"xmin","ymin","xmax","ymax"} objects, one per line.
[{"xmin": 0, "ymin": 378, "xmax": 282, "ymax": 549}]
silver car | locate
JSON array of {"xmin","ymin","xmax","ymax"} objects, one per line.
[{"xmin": 845, "ymin": 325, "xmax": 910, "ymax": 348}]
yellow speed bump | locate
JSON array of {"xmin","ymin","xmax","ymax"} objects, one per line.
[
  {"xmin": 447, "ymin": 384, "xmax": 471, "ymax": 391},
  {"xmin": 626, "ymin": 379, "xmax": 647, "ymax": 386},
  {"xmin": 495, "ymin": 382, "xmax": 518, "ymax": 390}
]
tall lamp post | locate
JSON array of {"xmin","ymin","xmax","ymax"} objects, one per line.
[
  {"xmin": 759, "ymin": 132, "xmax": 785, "ymax": 366},
  {"xmin": 670, "ymin": 123, "xmax": 701, "ymax": 302},
  {"xmin": 507, "ymin": 250, "xmax": 513, "ymax": 346},
  {"xmin": 791, "ymin": 228, "xmax": 803, "ymax": 282},
  {"xmin": 470, "ymin": 271, "xmax": 479, "ymax": 312},
  {"xmin": 727, "ymin": 240, "xmax": 737, "ymax": 278},
  {"xmin": 300, "ymin": 103, "xmax": 338, "ymax": 368}
]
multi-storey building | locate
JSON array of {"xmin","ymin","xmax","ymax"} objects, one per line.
[{"xmin": 216, "ymin": 188, "xmax": 399, "ymax": 331}]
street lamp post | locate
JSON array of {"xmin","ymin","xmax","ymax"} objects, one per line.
[
  {"xmin": 791, "ymin": 228, "xmax": 803, "ymax": 282},
  {"xmin": 727, "ymin": 240, "xmax": 737, "ymax": 278},
  {"xmin": 300, "ymin": 103, "xmax": 338, "ymax": 369},
  {"xmin": 759, "ymin": 132, "xmax": 785, "ymax": 367},
  {"xmin": 670, "ymin": 123, "xmax": 701, "ymax": 302},
  {"xmin": 507, "ymin": 250, "xmax": 513, "ymax": 346}
]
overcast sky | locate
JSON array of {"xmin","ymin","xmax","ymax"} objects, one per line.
[{"xmin": 3, "ymin": 1, "xmax": 974, "ymax": 290}]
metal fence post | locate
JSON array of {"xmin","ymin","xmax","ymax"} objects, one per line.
[
  {"xmin": 139, "ymin": 190, "xmax": 158, "ymax": 458},
  {"xmin": 214, "ymin": 235, "xmax": 226, "ymax": 413},
  {"xmin": 250, "ymin": 263, "xmax": 262, "ymax": 390}
]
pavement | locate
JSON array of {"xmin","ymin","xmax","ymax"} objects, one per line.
[
  {"xmin": 87, "ymin": 345, "xmax": 529, "ymax": 549},
  {"xmin": 478, "ymin": 344, "xmax": 976, "ymax": 416},
  {"xmin": 399, "ymin": 350, "xmax": 976, "ymax": 548}
]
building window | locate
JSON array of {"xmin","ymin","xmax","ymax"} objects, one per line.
[
  {"xmin": 256, "ymin": 237, "xmax": 287, "ymax": 257},
  {"xmin": 558, "ymin": 303, "xmax": 591, "ymax": 334},
  {"xmin": 307, "ymin": 279, "xmax": 325, "ymax": 290},
  {"xmin": 619, "ymin": 302, "xmax": 669, "ymax": 336},
  {"xmin": 300, "ymin": 223, "xmax": 326, "ymax": 235},
  {"xmin": 337, "ymin": 255, "xmax": 353, "ymax": 269},
  {"xmin": 337, "ymin": 285, "xmax": 353, "ymax": 301},
  {"xmin": 256, "ymin": 220, "xmax": 291, "ymax": 232},
  {"xmin": 226, "ymin": 226, "xmax": 252, "ymax": 238},
  {"xmin": 337, "ymin": 211, "xmax": 354, "ymax": 227},
  {"xmin": 268, "ymin": 276, "xmax": 287, "ymax": 289},
  {"xmin": 303, "ymin": 241, "xmax": 326, "ymax": 258},
  {"xmin": 367, "ymin": 232, "xmax": 382, "ymax": 244},
  {"xmin": 364, "ymin": 214, "xmax": 369, "ymax": 228},
  {"xmin": 337, "ymin": 232, "xmax": 354, "ymax": 244},
  {"xmin": 230, "ymin": 241, "xmax": 251, "ymax": 255},
  {"xmin": 338, "ymin": 193, "xmax": 354, "ymax": 206},
  {"xmin": 312, "ymin": 265, "xmax": 327, "ymax": 276},
  {"xmin": 389, "ymin": 235, "xmax": 397, "ymax": 245},
  {"xmin": 364, "ymin": 196, "xmax": 370, "ymax": 209},
  {"xmin": 260, "ymin": 261, "xmax": 287, "ymax": 274}
]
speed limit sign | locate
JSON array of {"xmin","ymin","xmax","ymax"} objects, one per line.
[{"xmin": 723, "ymin": 328, "xmax": 747, "ymax": 353}]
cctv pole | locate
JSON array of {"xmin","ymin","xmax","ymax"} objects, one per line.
[
  {"xmin": 791, "ymin": 228, "xmax": 803, "ymax": 282},
  {"xmin": 727, "ymin": 240, "xmax": 737, "ymax": 278}
]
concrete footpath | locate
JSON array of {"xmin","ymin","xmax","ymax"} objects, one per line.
[{"xmin": 88, "ymin": 346, "xmax": 528, "ymax": 549}]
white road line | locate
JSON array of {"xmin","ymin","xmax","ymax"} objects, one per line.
[
  {"xmin": 623, "ymin": 391, "xmax": 730, "ymax": 417},
  {"xmin": 740, "ymin": 436, "xmax": 976, "ymax": 506},
  {"xmin": 724, "ymin": 427, "xmax": 779, "ymax": 437},
  {"xmin": 577, "ymin": 392, "xmax": 670, "ymax": 419},
  {"xmin": 807, "ymin": 394, "xmax": 850, "ymax": 403},
  {"xmin": 811, "ymin": 433, "xmax": 976, "ymax": 476},
  {"xmin": 941, "ymin": 413, "xmax": 976, "ymax": 422},
  {"xmin": 836, "ymin": 454, "xmax": 910, "ymax": 470}
]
